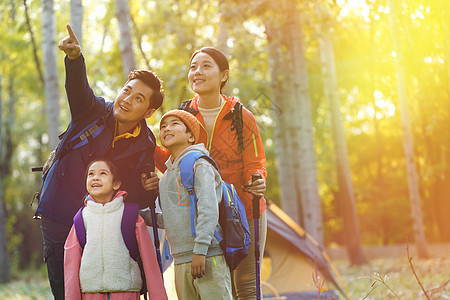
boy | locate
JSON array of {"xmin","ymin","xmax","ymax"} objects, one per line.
[{"xmin": 154, "ymin": 110, "xmax": 232, "ymax": 299}]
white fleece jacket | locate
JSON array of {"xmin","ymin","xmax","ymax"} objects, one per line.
[{"xmin": 79, "ymin": 195, "xmax": 142, "ymax": 293}]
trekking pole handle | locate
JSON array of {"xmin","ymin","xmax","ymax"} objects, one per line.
[
  {"xmin": 251, "ymin": 173, "xmax": 262, "ymax": 220},
  {"xmin": 141, "ymin": 164, "xmax": 157, "ymax": 209}
]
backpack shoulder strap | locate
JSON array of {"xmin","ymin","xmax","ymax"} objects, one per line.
[
  {"xmin": 179, "ymin": 152, "xmax": 218, "ymax": 237},
  {"xmin": 234, "ymin": 102, "xmax": 244, "ymax": 151},
  {"xmin": 121, "ymin": 202, "xmax": 140, "ymax": 261},
  {"xmin": 72, "ymin": 202, "xmax": 140, "ymax": 261},
  {"xmin": 73, "ymin": 207, "xmax": 86, "ymax": 248},
  {"xmin": 224, "ymin": 101, "xmax": 244, "ymax": 152},
  {"xmin": 178, "ymin": 99, "xmax": 199, "ymax": 116}
]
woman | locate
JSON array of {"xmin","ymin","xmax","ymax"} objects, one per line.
[{"xmin": 156, "ymin": 47, "xmax": 267, "ymax": 299}]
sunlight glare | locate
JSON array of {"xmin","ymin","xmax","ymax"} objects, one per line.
[
  {"xmin": 337, "ymin": 0, "xmax": 370, "ymax": 18},
  {"xmin": 415, "ymin": 9, "xmax": 425, "ymax": 19},
  {"xmin": 90, "ymin": 5, "xmax": 106, "ymax": 19},
  {"xmin": 391, "ymin": 51, "xmax": 397, "ymax": 58},
  {"xmin": 373, "ymin": 90, "xmax": 396, "ymax": 117}
]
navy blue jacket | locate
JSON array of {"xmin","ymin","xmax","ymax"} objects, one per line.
[{"xmin": 36, "ymin": 55, "xmax": 156, "ymax": 227}]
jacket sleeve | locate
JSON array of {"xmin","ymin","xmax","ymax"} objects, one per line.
[
  {"xmin": 136, "ymin": 216, "xmax": 168, "ymax": 300},
  {"xmin": 241, "ymin": 107, "xmax": 267, "ymax": 183},
  {"xmin": 155, "ymin": 144, "xmax": 170, "ymax": 173},
  {"xmin": 64, "ymin": 55, "xmax": 108, "ymax": 124},
  {"xmin": 192, "ymin": 160, "xmax": 221, "ymax": 255},
  {"xmin": 64, "ymin": 226, "xmax": 82, "ymax": 300}
]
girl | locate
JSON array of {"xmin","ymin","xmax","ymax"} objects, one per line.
[
  {"xmin": 64, "ymin": 159, "xmax": 167, "ymax": 300},
  {"xmin": 156, "ymin": 47, "xmax": 267, "ymax": 299}
]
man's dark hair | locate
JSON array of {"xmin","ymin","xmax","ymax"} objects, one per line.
[{"xmin": 127, "ymin": 70, "xmax": 164, "ymax": 110}]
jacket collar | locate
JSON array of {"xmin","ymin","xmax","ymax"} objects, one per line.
[
  {"xmin": 191, "ymin": 94, "xmax": 240, "ymax": 112},
  {"xmin": 84, "ymin": 190, "xmax": 128, "ymax": 213}
]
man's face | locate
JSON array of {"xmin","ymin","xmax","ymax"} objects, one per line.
[{"xmin": 113, "ymin": 79, "xmax": 155, "ymax": 126}]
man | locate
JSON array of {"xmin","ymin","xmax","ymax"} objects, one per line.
[{"xmin": 36, "ymin": 24, "xmax": 162, "ymax": 299}]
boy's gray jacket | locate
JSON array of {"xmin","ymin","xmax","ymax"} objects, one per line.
[{"xmin": 158, "ymin": 144, "xmax": 223, "ymax": 265}]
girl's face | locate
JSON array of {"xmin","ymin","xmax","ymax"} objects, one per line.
[
  {"xmin": 86, "ymin": 161, "xmax": 121, "ymax": 205},
  {"xmin": 188, "ymin": 52, "xmax": 228, "ymax": 96}
]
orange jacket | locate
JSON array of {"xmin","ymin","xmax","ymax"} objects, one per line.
[{"xmin": 156, "ymin": 95, "xmax": 267, "ymax": 219}]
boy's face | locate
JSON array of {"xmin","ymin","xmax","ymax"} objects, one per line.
[
  {"xmin": 86, "ymin": 161, "xmax": 121, "ymax": 205},
  {"xmin": 113, "ymin": 79, "xmax": 155, "ymax": 126},
  {"xmin": 159, "ymin": 116, "xmax": 194, "ymax": 151}
]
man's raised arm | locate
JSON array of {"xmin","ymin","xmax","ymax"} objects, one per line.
[{"xmin": 58, "ymin": 24, "xmax": 81, "ymax": 60}]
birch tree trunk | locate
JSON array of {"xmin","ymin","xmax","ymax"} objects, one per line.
[
  {"xmin": 320, "ymin": 37, "xmax": 367, "ymax": 265},
  {"xmin": 0, "ymin": 76, "xmax": 11, "ymax": 283},
  {"xmin": 42, "ymin": 0, "xmax": 60, "ymax": 150},
  {"xmin": 265, "ymin": 14, "xmax": 301, "ymax": 226},
  {"xmin": 388, "ymin": 0, "xmax": 428, "ymax": 258},
  {"xmin": 217, "ymin": 0, "xmax": 230, "ymax": 56},
  {"xmin": 265, "ymin": 0, "xmax": 323, "ymax": 244},
  {"xmin": 115, "ymin": 0, "xmax": 136, "ymax": 79},
  {"xmin": 70, "ymin": 0, "xmax": 83, "ymax": 46},
  {"xmin": 285, "ymin": 0, "xmax": 323, "ymax": 244}
]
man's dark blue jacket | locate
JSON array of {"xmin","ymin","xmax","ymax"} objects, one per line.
[{"xmin": 36, "ymin": 55, "xmax": 157, "ymax": 227}]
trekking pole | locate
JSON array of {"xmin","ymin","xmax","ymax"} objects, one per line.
[
  {"xmin": 251, "ymin": 173, "xmax": 263, "ymax": 300},
  {"xmin": 150, "ymin": 194, "xmax": 163, "ymax": 278},
  {"xmin": 143, "ymin": 165, "xmax": 163, "ymax": 277}
]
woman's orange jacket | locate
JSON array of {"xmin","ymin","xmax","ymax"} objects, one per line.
[{"xmin": 155, "ymin": 94, "xmax": 267, "ymax": 219}]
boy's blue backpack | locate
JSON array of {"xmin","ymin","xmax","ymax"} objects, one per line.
[{"xmin": 179, "ymin": 152, "xmax": 251, "ymax": 271}]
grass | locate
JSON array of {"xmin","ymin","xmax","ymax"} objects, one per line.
[
  {"xmin": 0, "ymin": 266, "xmax": 52, "ymax": 300},
  {"xmin": 333, "ymin": 256, "xmax": 450, "ymax": 299},
  {"xmin": 0, "ymin": 256, "xmax": 448, "ymax": 299}
]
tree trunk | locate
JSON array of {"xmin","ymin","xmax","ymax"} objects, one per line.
[
  {"xmin": 217, "ymin": 0, "xmax": 230, "ymax": 56},
  {"xmin": 115, "ymin": 0, "xmax": 136, "ymax": 79},
  {"xmin": 439, "ymin": 0, "xmax": 450, "ymax": 102},
  {"xmin": 23, "ymin": 0, "xmax": 44, "ymax": 86},
  {"xmin": 265, "ymin": 15, "xmax": 301, "ymax": 225},
  {"xmin": 70, "ymin": 0, "xmax": 83, "ymax": 46},
  {"xmin": 42, "ymin": 0, "xmax": 60, "ymax": 150},
  {"xmin": 265, "ymin": 0, "xmax": 324, "ymax": 245},
  {"xmin": 320, "ymin": 37, "xmax": 368, "ymax": 265},
  {"xmin": 0, "ymin": 76, "xmax": 11, "ymax": 283},
  {"xmin": 388, "ymin": 0, "xmax": 428, "ymax": 258},
  {"xmin": 285, "ymin": 0, "xmax": 323, "ymax": 245}
]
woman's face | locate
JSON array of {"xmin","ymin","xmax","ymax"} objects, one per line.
[{"xmin": 188, "ymin": 52, "xmax": 228, "ymax": 95}]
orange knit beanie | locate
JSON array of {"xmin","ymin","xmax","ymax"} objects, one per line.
[{"xmin": 160, "ymin": 110, "xmax": 200, "ymax": 143}]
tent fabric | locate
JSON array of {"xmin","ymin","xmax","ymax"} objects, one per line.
[{"xmin": 262, "ymin": 202, "xmax": 349, "ymax": 300}]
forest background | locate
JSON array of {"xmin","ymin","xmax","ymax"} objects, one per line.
[{"xmin": 0, "ymin": 0, "xmax": 449, "ymax": 285}]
